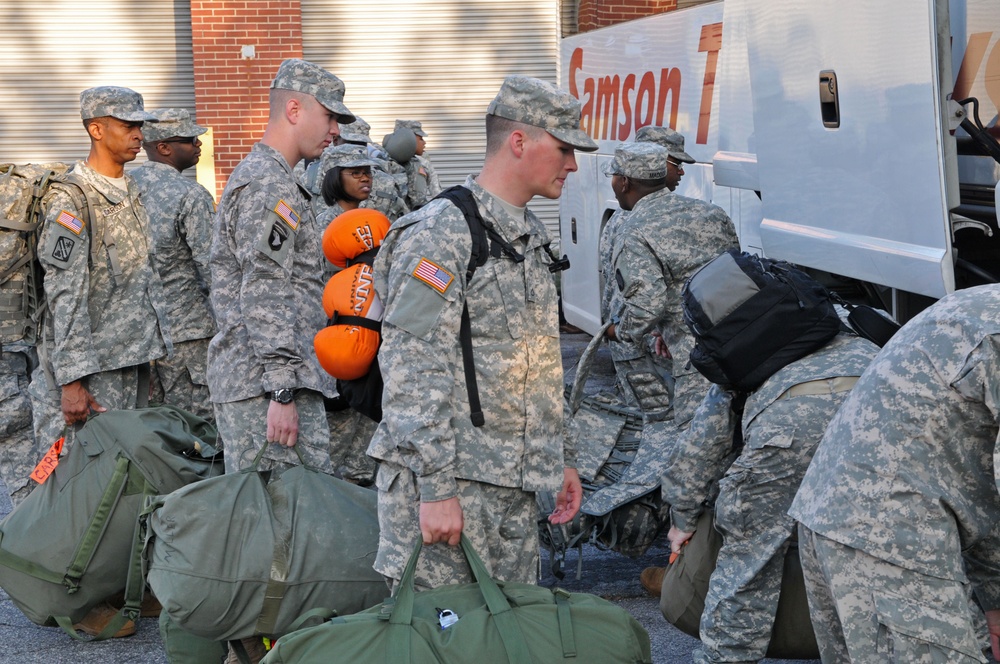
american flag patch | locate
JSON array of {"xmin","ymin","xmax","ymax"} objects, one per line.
[
  {"xmin": 273, "ymin": 199, "xmax": 299, "ymax": 230},
  {"xmin": 413, "ymin": 258, "xmax": 453, "ymax": 294},
  {"xmin": 55, "ymin": 210, "xmax": 84, "ymax": 235}
]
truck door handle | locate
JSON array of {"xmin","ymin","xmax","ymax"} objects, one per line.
[{"xmin": 820, "ymin": 70, "xmax": 840, "ymax": 128}]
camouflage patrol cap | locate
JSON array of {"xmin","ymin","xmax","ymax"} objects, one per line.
[
  {"xmin": 80, "ymin": 86, "xmax": 157, "ymax": 122},
  {"xmin": 601, "ymin": 142, "xmax": 669, "ymax": 179},
  {"xmin": 142, "ymin": 108, "xmax": 208, "ymax": 143},
  {"xmin": 320, "ymin": 143, "xmax": 378, "ymax": 173},
  {"xmin": 394, "ymin": 119, "xmax": 427, "ymax": 137},
  {"xmin": 487, "ymin": 75, "xmax": 598, "ymax": 152},
  {"xmin": 635, "ymin": 126, "xmax": 695, "ymax": 163},
  {"xmin": 340, "ymin": 117, "xmax": 371, "ymax": 144},
  {"xmin": 270, "ymin": 58, "xmax": 356, "ymax": 123}
]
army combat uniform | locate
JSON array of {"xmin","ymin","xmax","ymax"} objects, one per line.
[
  {"xmin": 132, "ymin": 160, "xmax": 216, "ymax": 423},
  {"xmin": 208, "ymin": 142, "xmax": 334, "ymax": 474},
  {"xmin": 663, "ymin": 332, "xmax": 878, "ymax": 663},
  {"xmin": 368, "ymin": 175, "xmax": 574, "ymax": 587},
  {"xmin": 789, "ymin": 285, "xmax": 1000, "ymax": 664},
  {"xmin": 37, "ymin": 160, "xmax": 171, "ymax": 434}
]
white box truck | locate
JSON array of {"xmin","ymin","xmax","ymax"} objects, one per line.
[{"xmin": 559, "ymin": 0, "xmax": 1000, "ymax": 333}]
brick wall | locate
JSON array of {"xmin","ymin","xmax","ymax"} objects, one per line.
[
  {"xmin": 578, "ymin": 0, "xmax": 678, "ymax": 32},
  {"xmin": 189, "ymin": 0, "xmax": 304, "ymax": 194}
]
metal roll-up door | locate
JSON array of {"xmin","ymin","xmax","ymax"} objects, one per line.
[
  {"xmin": 0, "ymin": 1, "xmax": 195, "ymax": 169},
  {"xmin": 302, "ymin": 0, "xmax": 563, "ymax": 233}
]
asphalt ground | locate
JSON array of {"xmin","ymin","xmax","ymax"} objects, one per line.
[{"xmin": 0, "ymin": 330, "xmax": 819, "ymax": 663}]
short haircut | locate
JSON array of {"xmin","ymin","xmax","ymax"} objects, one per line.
[
  {"xmin": 269, "ymin": 88, "xmax": 309, "ymax": 116},
  {"xmin": 83, "ymin": 116, "xmax": 109, "ymax": 130},
  {"xmin": 627, "ymin": 176, "xmax": 667, "ymax": 194},
  {"xmin": 322, "ymin": 166, "xmax": 353, "ymax": 206},
  {"xmin": 484, "ymin": 114, "xmax": 545, "ymax": 156}
]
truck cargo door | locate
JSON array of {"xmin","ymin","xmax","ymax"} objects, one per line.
[{"xmin": 747, "ymin": 0, "xmax": 958, "ymax": 297}]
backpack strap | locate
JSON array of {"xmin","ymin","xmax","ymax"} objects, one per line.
[
  {"xmin": 433, "ymin": 185, "xmax": 525, "ymax": 428},
  {"xmin": 58, "ymin": 173, "xmax": 123, "ymax": 288}
]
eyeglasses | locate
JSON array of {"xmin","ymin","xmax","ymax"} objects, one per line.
[
  {"xmin": 345, "ymin": 168, "xmax": 372, "ymax": 181},
  {"xmin": 158, "ymin": 136, "xmax": 199, "ymax": 145},
  {"xmin": 668, "ymin": 159, "xmax": 684, "ymax": 169}
]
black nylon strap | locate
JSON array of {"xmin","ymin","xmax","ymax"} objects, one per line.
[{"xmin": 331, "ymin": 313, "xmax": 382, "ymax": 333}]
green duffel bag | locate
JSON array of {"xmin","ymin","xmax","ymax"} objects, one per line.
[
  {"xmin": 0, "ymin": 406, "xmax": 222, "ymax": 639},
  {"xmin": 144, "ymin": 446, "xmax": 388, "ymax": 642},
  {"xmin": 659, "ymin": 509, "xmax": 819, "ymax": 660},
  {"xmin": 261, "ymin": 534, "xmax": 653, "ymax": 664}
]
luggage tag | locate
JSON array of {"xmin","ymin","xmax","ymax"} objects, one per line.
[{"xmin": 30, "ymin": 436, "xmax": 65, "ymax": 484}]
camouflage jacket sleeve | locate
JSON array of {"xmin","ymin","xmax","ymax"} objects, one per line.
[
  {"xmin": 37, "ymin": 186, "xmax": 100, "ymax": 384},
  {"xmin": 375, "ymin": 201, "xmax": 473, "ymax": 501},
  {"xmin": 612, "ymin": 223, "xmax": 668, "ymax": 344},
  {"xmin": 178, "ymin": 184, "xmax": 216, "ymax": 296},
  {"xmin": 226, "ymin": 180, "xmax": 306, "ymax": 390},
  {"xmin": 661, "ymin": 384, "xmax": 739, "ymax": 532}
]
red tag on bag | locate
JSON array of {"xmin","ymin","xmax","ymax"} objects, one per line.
[{"xmin": 30, "ymin": 437, "xmax": 65, "ymax": 484}]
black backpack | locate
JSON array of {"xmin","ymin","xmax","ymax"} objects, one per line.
[{"xmin": 681, "ymin": 249, "xmax": 844, "ymax": 391}]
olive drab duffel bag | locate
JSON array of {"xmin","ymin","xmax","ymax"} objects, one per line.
[
  {"xmin": 143, "ymin": 445, "xmax": 388, "ymax": 642},
  {"xmin": 0, "ymin": 406, "xmax": 222, "ymax": 639},
  {"xmin": 261, "ymin": 535, "xmax": 653, "ymax": 664},
  {"xmin": 659, "ymin": 509, "xmax": 820, "ymax": 660}
]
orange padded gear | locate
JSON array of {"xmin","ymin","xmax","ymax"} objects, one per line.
[
  {"xmin": 322, "ymin": 208, "xmax": 391, "ymax": 269},
  {"xmin": 315, "ymin": 263, "xmax": 383, "ymax": 380}
]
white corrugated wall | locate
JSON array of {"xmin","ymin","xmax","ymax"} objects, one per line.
[
  {"xmin": 301, "ymin": 0, "xmax": 563, "ymax": 231},
  {"xmin": 0, "ymin": 0, "xmax": 195, "ymax": 168}
]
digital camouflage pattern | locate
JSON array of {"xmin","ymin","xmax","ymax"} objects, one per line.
[
  {"xmin": 611, "ymin": 189, "xmax": 738, "ymax": 426},
  {"xmin": 394, "ymin": 119, "xmax": 428, "ymax": 137},
  {"xmin": 142, "ymin": 108, "xmax": 207, "ymax": 143},
  {"xmin": 368, "ymin": 175, "xmax": 572, "ymax": 582},
  {"xmin": 600, "ymin": 208, "xmax": 644, "ymax": 405},
  {"xmin": 487, "ymin": 75, "xmax": 598, "ymax": 152},
  {"xmin": 602, "ymin": 142, "xmax": 669, "ymax": 180},
  {"xmin": 269, "ymin": 58, "xmax": 355, "ymax": 122},
  {"xmin": 402, "ymin": 154, "xmax": 441, "ymax": 209},
  {"xmin": 208, "ymin": 142, "xmax": 335, "ymax": 405},
  {"xmin": 340, "ymin": 117, "xmax": 371, "ymax": 144},
  {"xmin": 154, "ymin": 339, "xmax": 213, "ymax": 423},
  {"xmin": 326, "ymin": 406, "xmax": 377, "ymax": 486},
  {"xmin": 79, "ymin": 86, "xmax": 157, "ymax": 122},
  {"xmin": 635, "ymin": 125, "xmax": 695, "ymax": 163},
  {"xmin": 662, "ymin": 332, "xmax": 878, "ymax": 663},
  {"xmin": 790, "ymin": 284, "xmax": 1000, "ymax": 660},
  {"xmin": 38, "ymin": 161, "xmax": 170, "ymax": 387},
  {"xmin": 0, "ymin": 345, "xmax": 37, "ymax": 505},
  {"xmin": 799, "ymin": 526, "xmax": 987, "ymax": 663}
]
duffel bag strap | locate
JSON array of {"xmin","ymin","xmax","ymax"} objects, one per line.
[
  {"xmin": 64, "ymin": 455, "xmax": 131, "ymax": 589},
  {"xmin": 386, "ymin": 535, "xmax": 535, "ymax": 664},
  {"xmin": 553, "ymin": 588, "xmax": 577, "ymax": 658}
]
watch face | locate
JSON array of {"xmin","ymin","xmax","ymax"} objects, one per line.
[{"xmin": 272, "ymin": 389, "xmax": 294, "ymax": 404}]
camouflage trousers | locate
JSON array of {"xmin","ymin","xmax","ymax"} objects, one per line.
[
  {"xmin": 326, "ymin": 406, "xmax": 377, "ymax": 486},
  {"xmin": 374, "ymin": 461, "xmax": 539, "ymax": 590},
  {"xmin": 0, "ymin": 347, "xmax": 37, "ymax": 505},
  {"xmin": 153, "ymin": 337, "xmax": 214, "ymax": 425},
  {"xmin": 214, "ymin": 390, "xmax": 332, "ymax": 476},
  {"xmin": 695, "ymin": 393, "xmax": 839, "ymax": 663},
  {"xmin": 798, "ymin": 525, "xmax": 987, "ymax": 664}
]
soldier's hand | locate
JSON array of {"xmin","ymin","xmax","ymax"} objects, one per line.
[
  {"xmin": 61, "ymin": 380, "xmax": 105, "ymax": 425},
  {"xmin": 986, "ymin": 609, "xmax": 1000, "ymax": 661},
  {"xmin": 266, "ymin": 400, "xmax": 299, "ymax": 447},
  {"xmin": 420, "ymin": 497, "xmax": 464, "ymax": 546},
  {"xmin": 549, "ymin": 467, "xmax": 582, "ymax": 524},
  {"xmin": 651, "ymin": 332, "xmax": 672, "ymax": 359},
  {"xmin": 667, "ymin": 525, "xmax": 694, "ymax": 555}
]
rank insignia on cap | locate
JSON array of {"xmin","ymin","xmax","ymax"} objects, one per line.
[
  {"xmin": 413, "ymin": 258, "xmax": 453, "ymax": 294},
  {"xmin": 273, "ymin": 199, "xmax": 299, "ymax": 230},
  {"xmin": 55, "ymin": 210, "xmax": 84, "ymax": 235}
]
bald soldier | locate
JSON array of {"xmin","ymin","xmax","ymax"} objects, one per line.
[
  {"xmin": 369, "ymin": 76, "xmax": 593, "ymax": 589},
  {"xmin": 132, "ymin": 109, "xmax": 216, "ymax": 423}
]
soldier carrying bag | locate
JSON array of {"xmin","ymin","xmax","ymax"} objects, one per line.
[{"xmin": 261, "ymin": 534, "xmax": 652, "ymax": 664}]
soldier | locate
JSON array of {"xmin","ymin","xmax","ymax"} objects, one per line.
[
  {"xmin": 132, "ymin": 109, "xmax": 216, "ymax": 423},
  {"xmin": 395, "ymin": 118, "xmax": 442, "ymax": 210},
  {"xmin": 660, "ymin": 323, "xmax": 878, "ymax": 663},
  {"xmin": 316, "ymin": 143, "xmax": 379, "ymax": 228},
  {"xmin": 368, "ymin": 75, "xmax": 594, "ymax": 589},
  {"xmin": 589, "ymin": 141, "xmax": 738, "ymax": 582},
  {"xmin": 599, "ymin": 128, "xmax": 693, "ymax": 408},
  {"xmin": 789, "ymin": 285, "xmax": 1000, "ymax": 663},
  {"xmin": 208, "ymin": 58, "xmax": 354, "ymax": 478},
  {"xmin": 36, "ymin": 85, "xmax": 172, "ymax": 637}
]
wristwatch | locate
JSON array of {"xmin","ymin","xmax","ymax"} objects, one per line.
[{"xmin": 270, "ymin": 388, "xmax": 295, "ymax": 405}]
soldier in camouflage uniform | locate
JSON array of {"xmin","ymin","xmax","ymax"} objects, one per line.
[
  {"xmin": 38, "ymin": 86, "xmax": 171, "ymax": 431},
  {"xmin": 316, "ymin": 144, "xmax": 378, "ymax": 229},
  {"xmin": 369, "ymin": 75, "xmax": 595, "ymax": 589},
  {"xmin": 132, "ymin": 109, "xmax": 216, "ymax": 423},
  {"xmin": 35, "ymin": 85, "xmax": 172, "ymax": 638},
  {"xmin": 599, "ymin": 128, "xmax": 692, "ymax": 408},
  {"xmin": 395, "ymin": 119, "xmax": 442, "ymax": 210},
  {"xmin": 208, "ymin": 59, "xmax": 355, "ymax": 478},
  {"xmin": 789, "ymin": 285, "xmax": 1000, "ymax": 664},
  {"xmin": 661, "ymin": 327, "xmax": 878, "ymax": 663}
]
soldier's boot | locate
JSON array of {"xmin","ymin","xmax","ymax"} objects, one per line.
[{"xmin": 640, "ymin": 566, "xmax": 667, "ymax": 597}]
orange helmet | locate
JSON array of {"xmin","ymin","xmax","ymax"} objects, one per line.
[
  {"xmin": 322, "ymin": 208, "xmax": 391, "ymax": 269},
  {"xmin": 316, "ymin": 263, "xmax": 383, "ymax": 380}
]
